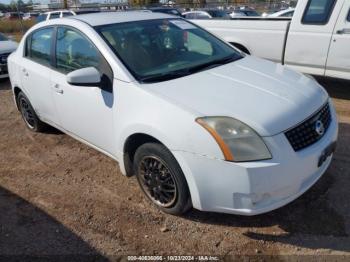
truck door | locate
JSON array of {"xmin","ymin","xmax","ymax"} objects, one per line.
[
  {"xmin": 284, "ymin": 0, "xmax": 342, "ymax": 76},
  {"xmin": 326, "ymin": 2, "xmax": 350, "ymax": 80}
]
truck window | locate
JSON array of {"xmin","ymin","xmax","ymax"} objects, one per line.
[
  {"xmin": 302, "ymin": 0, "xmax": 337, "ymax": 25},
  {"xmin": 347, "ymin": 10, "xmax": 350, "ymax": 22}
]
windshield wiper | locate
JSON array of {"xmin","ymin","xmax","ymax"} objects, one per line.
[
  {"xmin": 186, "ymin": 55, "xmax": 240, "ymax": 74},
  {"xmin": 139, "ymin": 54, "xmax": 240, "ymax": 83},
  {"xmin": 139, "ymin": 69, "xmax": 192, "ymax": 83}
]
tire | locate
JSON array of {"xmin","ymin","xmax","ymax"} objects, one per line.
[
  {"xmin": 134, "ymin": 143, "xmax": 192, "ymax": 215},
  {"xmin": 17, "ymin": 92, "xmax": 48, "ymax": 132}
]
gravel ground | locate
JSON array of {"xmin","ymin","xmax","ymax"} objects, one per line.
[{"xmin": 0, "ymin": 77, "xmax": 349, "ymax": 259}]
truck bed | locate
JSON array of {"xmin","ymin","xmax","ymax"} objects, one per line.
[{"xmin": 193, "ymin": 18, "xmax": 291, "ymax": 63}]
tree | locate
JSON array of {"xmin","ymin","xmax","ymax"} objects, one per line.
[
  {"xmin": 129, "ymin": 0, "xmax": 159, "ymax": 7},
  {"xmin": 9, "ymin": 0, "xmax": 25, "ymax": 10},
  {"xmin": 0, "ymin": 3, "xmax": 7, "ymax": 12}
]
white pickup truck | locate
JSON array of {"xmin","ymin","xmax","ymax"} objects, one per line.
[{"xmin": 194, "ymin": 0, "xmax": 350, "ymax": 80}]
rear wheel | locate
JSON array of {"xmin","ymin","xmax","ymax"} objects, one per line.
[
  {"xmin": 134, "ymin": 143, "xmax": 192, "ymax": 215},
  {"xmin": 17, "ymin": 92, "xmax": 48, "ymax": 132}
]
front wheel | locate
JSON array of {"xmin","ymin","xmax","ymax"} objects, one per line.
[{"xmin": 134, "ymin": 143, "xmax": 192, "ymax": 215}]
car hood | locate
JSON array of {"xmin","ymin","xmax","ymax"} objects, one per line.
[
  {"xmin": 145, "ymin": 56, "xmax": 329, "ymax": 136},
  {"xmin": 0, "ymin": 40, "xmax": 18, "ymax": 54}
]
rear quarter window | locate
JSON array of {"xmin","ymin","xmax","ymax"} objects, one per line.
[
  {"xmin": 302, "ymin": 0, "xmax": 337, "ymax": 25},
  {"xmin": 347, "ymin": 9, "xmax": 350, "ymax": 22}
]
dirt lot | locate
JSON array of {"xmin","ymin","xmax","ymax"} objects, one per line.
[{"xmin": 0, "ymin": 77, "xmax": 350, "ymax": 259}]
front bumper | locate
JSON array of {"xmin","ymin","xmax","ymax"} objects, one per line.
[{"xmin": 172, "ymin": 105, "xmax": 338, "ymax": 216}]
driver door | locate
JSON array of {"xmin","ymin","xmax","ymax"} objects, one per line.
[
  {"xmin": 51, "ymin": 26, "xmax": 115, "ymax": 154},
  {"xmin": 326, "ymin": 4, "xmax": 350, "ymax": 80}
]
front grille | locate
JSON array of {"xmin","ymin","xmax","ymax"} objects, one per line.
[
  {"xmin": 0, "ymin": 53, "xmax": 10, "ymax": 65},
  {"xmin": 0, "ymin": 65, "xmax": 8, "ymax": 75},
  {"xmin": 285, "ymin": 102, "xmax": 332, "ymax": 151}
]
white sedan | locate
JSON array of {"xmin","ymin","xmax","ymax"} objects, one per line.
[
  {"xmin": 8, "ymin": 12, "xmax": 338, "ymax": 216},
  {"xmin": 182, "ymin": 11, "xmax": 212, "ymax": 19},
  {"xmin": 0, "ymin": 33, "xmax": 18, "ymax": 79},
  {"xmin": 267, "ymin": 8, "xmax": 295, "ymax": 18}
]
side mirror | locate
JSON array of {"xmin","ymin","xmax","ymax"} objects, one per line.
[{"xmin": 66, "ymin": 67, "xmax": 101, "ymax": 86}]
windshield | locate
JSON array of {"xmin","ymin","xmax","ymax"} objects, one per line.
[
  {"xmin": 96, "ymin": 19, "xmax": 242, "ymax": 83},
  {"xmin": 0, "ymin": 33, "xmax": 8, "ymax": 41}
]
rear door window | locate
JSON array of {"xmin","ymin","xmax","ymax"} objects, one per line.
[
  {"xmin": 27, "ymin": 27, "xmax": 53, "ymax": 66},
  {"xmin": 302, "ymin": 0, "xmax": 337, "ymax": 24}
]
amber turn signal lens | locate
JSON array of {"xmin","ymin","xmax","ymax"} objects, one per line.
[{"xmin": 196, "ymin": 118, "xmax": 234, "ymax": 161}]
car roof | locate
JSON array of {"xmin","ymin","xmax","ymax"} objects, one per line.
[{"xmin": 70, "ymin": 11, "xmax": 174, "ymax": 26}]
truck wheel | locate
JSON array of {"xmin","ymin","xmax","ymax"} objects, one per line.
[
  {"xmin": 17, "ymin": 92, "xmax": 48, "ymax": 132},
  {"xmin": 134, "ymin": 143, "xmax": 192, "ymax": 215}
]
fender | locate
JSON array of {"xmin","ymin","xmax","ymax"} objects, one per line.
[{"xmin": 117, "ymin": 124, "xmax": 202, "ymax": 210}]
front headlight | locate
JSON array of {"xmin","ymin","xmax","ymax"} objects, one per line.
[{"xmin": 196, "ymin": 117, "xmax": 272, "ymax": 162}]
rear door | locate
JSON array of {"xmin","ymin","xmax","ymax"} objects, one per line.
[
  {"xmin": 284, "ymin": 0, "xmax": 342, "ymax": 76},
  {"xmin": 20, "ymin": 27, "xmax": 59, "ymax": 124},
  {"xmin": 50, "ymin": 26, "xmax": 115, "ymax": 154},
  {"xmin": 326, "ymin": 2, "xmax": 350, "ymax": 80}
]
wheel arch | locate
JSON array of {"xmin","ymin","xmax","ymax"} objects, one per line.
[
  {"xmin": 122, "ymin": 132, "xmax": 202, "ymax": 211},
  {"xmin": 13, "ymin": 86, "xmax": 23, "ymax": 110},
  {"xmin": 123, "ymin": 133, "xmax": 166, "ymax": 177}
]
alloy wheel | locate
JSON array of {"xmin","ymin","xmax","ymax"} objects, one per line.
[
  {"xmin": 138, "ymin": 156, "xmax": 178, "ymax": 208},
  {"xmin": 19, "ymin": 97, "xmax": 35, "ymax": 129}
]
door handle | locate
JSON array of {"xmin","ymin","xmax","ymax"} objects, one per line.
[
  {"xmin": 22, "ymin": 68, "xmax": 29, "ymax": 77},
  {"xmin": 336, "ymin": 28, "xmax": 350, "ymax": 35},
  {"xmin": 53, "ymin": 84, "xmax": 64, "ymax": 94}
]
